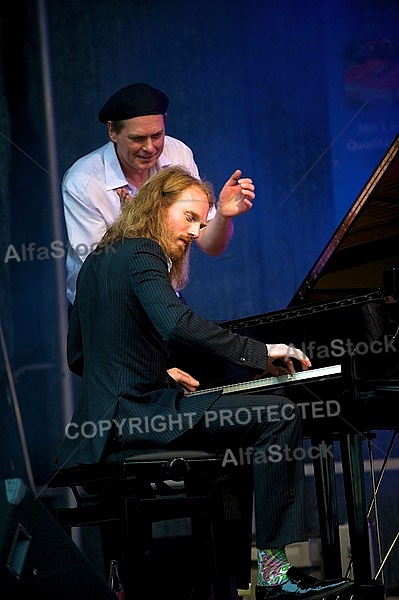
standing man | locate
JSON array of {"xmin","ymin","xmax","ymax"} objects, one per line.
[
  {"xmin": 58, "ymin": 166, "xmax": 353, "ymax": 600},
  {"xmin": 62, "ymin": 82, "xmax": 254, "ymax": 305}
]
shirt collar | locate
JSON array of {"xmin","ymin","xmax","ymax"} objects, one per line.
[
  {"xmin": 166, "ymin": 257, "xmax": 172, "ymax": 272},
  {"xmin": 104, "ymin": 142, "xmax": 128, "ymax": 191}
]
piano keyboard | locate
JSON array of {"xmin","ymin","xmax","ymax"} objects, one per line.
[{"xmin": 187, "ymin": 364, "xmax": 342, "ymax": 397}]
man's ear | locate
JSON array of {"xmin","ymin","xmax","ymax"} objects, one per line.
[{"xmin": 107, "ymin": 121, "xmax": 117, "ymax": 143}]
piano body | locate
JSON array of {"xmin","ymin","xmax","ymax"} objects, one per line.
[{"xmin": 171, "ymin": 134, "xmax": 399, "ymax": 593}]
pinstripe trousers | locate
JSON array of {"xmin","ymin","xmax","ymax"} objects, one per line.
[{"xmin": 171, "ymin": 392, "xmax": 308, "ymax": 550}]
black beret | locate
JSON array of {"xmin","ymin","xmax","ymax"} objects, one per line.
[{"xmin": 98, "ymin": 83, "xmax": 169, "ymax": 123}]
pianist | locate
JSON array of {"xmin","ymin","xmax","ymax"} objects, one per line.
[{"xmin": 57, "ymin": 166, "xmax": 353, "ymax": 600}]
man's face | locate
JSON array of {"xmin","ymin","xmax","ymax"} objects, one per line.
[
  {"xmin": 109, "ymin": 115, "xmax": 166, "ymax": 174},
  {"xmin": 166, "ymin": 186, "xmax": 209, "ymax": 260}
]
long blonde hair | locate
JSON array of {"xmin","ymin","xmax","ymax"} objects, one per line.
[{"xmin": 98, "ymin": 166, "xmax": 215, "ymax": 290}]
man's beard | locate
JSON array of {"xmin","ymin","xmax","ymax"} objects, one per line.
[
  {"xmin": 168, "ymin": 232, "xmax": 192, "ymax": 262},
  {"xmin": 168, "ymin": 236, "xmax": 191, "ymax": 262},
  {"xmin": 167, "ymin": 241, "xmax": 191, "ymax": 291}
]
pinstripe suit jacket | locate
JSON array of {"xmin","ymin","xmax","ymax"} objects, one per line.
[{"xmin": 57, "ymin": 238, "xmax": 268, "ymax": 468}]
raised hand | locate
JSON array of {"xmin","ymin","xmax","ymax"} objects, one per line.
[{"xmin": 216, "ymin": 169, "xmax": 255, "ymax": 218}]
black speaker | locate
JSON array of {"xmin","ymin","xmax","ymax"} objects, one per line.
[{"xmin": 0, "ymin": 478, "xmax": 114, "ymax": 599}]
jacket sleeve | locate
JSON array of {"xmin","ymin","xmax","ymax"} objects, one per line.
[{"xmin": 128, "ymin": 240, "xmax": 268, "ymax": 374}]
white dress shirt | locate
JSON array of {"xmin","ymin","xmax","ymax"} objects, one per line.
[{"xmin": 62, "ymin": 137, "xmax": 214, "ymax": 303}]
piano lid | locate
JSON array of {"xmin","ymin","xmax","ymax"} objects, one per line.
[{"xmin": 289, "ymin": 133, "xmax": 399, "ymax": 307}]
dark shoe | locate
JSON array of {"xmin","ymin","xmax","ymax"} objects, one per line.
[{"xmin": 255, "ymin": 566, "xmax": 354, "ymax": 600}]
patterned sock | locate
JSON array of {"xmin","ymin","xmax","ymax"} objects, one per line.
[{"xmin": 257, "ymin": 548, "xmax": 292, "ymax": 586}]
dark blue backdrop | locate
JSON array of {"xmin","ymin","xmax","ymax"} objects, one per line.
[{"xmin": 0, "ymin": 0, "xmax": 398, "ymax": 585}]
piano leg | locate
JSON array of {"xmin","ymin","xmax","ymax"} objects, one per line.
[
  {"xmin": 311, "ymin": 436, "xmax": 342, "ymax": 578},
  {"xmin": 340, "ymin": 432, "xmax": 385, "ymax": 599}
]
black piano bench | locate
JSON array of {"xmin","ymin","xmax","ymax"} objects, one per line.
[{"xmin": 48, "ymin": 448, "xmax": 243, "ymax": 600}]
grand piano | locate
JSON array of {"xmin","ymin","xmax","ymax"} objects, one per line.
[{"xmin": 172, "ymin": 133, "xmax": 399, "ymax": 596}]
